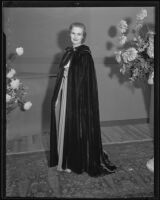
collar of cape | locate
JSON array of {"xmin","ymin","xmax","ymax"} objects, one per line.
[{"xmin": 65, "ymin": 44, "xmax": 91, "ymax": 54}]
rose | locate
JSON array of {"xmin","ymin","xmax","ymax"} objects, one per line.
[
  {"xmin": 6, "ymin": 94, "xmax": 12, "ymax": 102},
  {"xmin": 133, "ymin": 37, "xmax": 137, "ymax": 41},
  {"xmin": 122, "ymin": 48, "xmax": 138, "ymax": 63},
  {"xmin": 147, "ymin": 33, "xmax": 154, "ymax": 58},
  {"xmin": 16, "ymin": 47, "xmax": 24, "ymax": 56},
  {"xmin": 147, "ymin": 44, "xmax": 154, "ymax": 58},
  {"xmin": 23, "ymin": 101, "xmax": 32, "ymax": 110},
  {"xmin": 121, "ymin": 52, "xmax": 128, "ymax": 63},
  {"xmin": 7, "ymin": 68, "xmax": 16, "ymax": 78},
  {"xmin": 136, "ymin": 8, "xmax": 147, "ymax": 20},
  {"xmin": 129, "ymin": 77, "xmax": 135, "ymax": 82},
  {"xmin": 127, "ymin": 48, "xmax": 138, "ymax": 61},
  {"xmin": 135, "ymin": 23, "xmax": 143, "ymax": 30},
  {"xmin": 10, "ymin": 79, "xmax": 20, "ymax": 89},
  {"xmin": 120, "ymin": 65, "xmax": 126, "ymax": 74},
  {"xmin": 119, "ymin": 35, "xmax": 127, "ymax": 45},
  {"xmin": 133, "ymin": 68, "xmax": 139, "ymax": 77},
  {"xmin": 115, "ymin": 51, "xmax": 122, "ymax": 63},
  {"xmin": 118, "ymin": 20, "xmax": 128, "ymax": 33},
  {"xmin": 148, "ymin": 72, "xmax": 154, "ymax": 85}
]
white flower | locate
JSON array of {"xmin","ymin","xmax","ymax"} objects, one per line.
[
  {"xmin": 16, "ymin": 47, "xmax": 24, "ymax": 56},
  {"xmin": 128, "ymin": 168, "xmax": 134, "ymax": 171},
  {"xmin": 120, "ymin": 65, "xmax": 126, "ymax": 74},
  {"xmin": 119, "ymin": 35, "xmax": 127, "ymax": 45},
  {"xmin": 136, "ymin": 8, "xmax": 147, "ymax": 20},
  {"xmin": 127, "ymin": 48, "xmax": 138, "ymax": 61},
  {"xmin": 147, "ymin": 33, "xmax": 154, "ymax": 58},
  {"xmin": 138, "ymin": 44, "xmax": 148, "ymax": 52},
  {"xmin": 118, "ymin": 20, "xmax": 128, "ymax": 33},
  {"xmin": 129, "ymin": 77, "xmax": 135, "ymax": 82},
  {"xmin": 120, "ymin": 68, "xmax": 125, "ymax": 74},
  {"xmin": 121, "ymin": 52, "xmax": 128, "ymax": 63},
  {"xmin": 6, "ymin": 94, "xmax": 12, "ymax": 102},
  {"xmin": 148, "ymin": 72, "xmax": 154, "ymax": 85},
  {"xmin": 135, "ymin": 23, "xmax": 143, "ymax": 30},
  {"xmin": 133, "ymin": 37, "xmax": 137, "ymax": 41},
  {"xmin": 147, "ymin": 44, "xmax": 154, "ymax": 58},
  {"xmin": 122, "ymin": 48, "xmax": 138, "ymax": 63},
  {"xmin": 23, "ymin": 101, "xmax": 32, "ymax": 110},
  {"xmin": 133, "ymin": 68, "xmax": 139, "ymax": 76},
  {"xmin": 10, "ymin": 79, "xmax": 20, "ymax": 89},
  {"xmin": 115, "ymin": 51, "xmax": 122, "ymax": 63},
  {"xmin": 7, "ymin": 68, "xmax": 16, "ymax": 78}
]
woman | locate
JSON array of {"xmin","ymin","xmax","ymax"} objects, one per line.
[{"xmin": 50, "ymin": 22, "xmax": 116, "ymax": 177}]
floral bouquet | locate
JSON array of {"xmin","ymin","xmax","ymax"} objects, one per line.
[
  {"xmin": 6, "ymin": 47, "xmax": 32, "ymax": 115},
  {"xmin": 115, "ymin": 8, "xmax": 154, "ymax": 84}
]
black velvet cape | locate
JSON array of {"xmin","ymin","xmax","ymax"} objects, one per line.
[{"xmin": 50, "ymin": 44, "xmax": 116, "ymax": 177}]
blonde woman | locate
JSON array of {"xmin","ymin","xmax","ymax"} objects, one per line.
[{"xmin": 50, "ymin": 22, "xmax": 116, "ymax": 177}]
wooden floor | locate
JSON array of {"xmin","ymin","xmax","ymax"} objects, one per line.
[{"xmin": 6, "ymin": 123, "xmax": 153, "ymax": 155}]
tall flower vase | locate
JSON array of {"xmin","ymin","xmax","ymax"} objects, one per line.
[{"xmin": 146, "ymin": 72, "xmax": 154, "ymax": 173}]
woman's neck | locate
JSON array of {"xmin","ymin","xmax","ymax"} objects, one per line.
[{"xmin": 72, "ymin": 44, "xmax": 82, "ymax": 48}]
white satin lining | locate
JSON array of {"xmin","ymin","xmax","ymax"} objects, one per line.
[{"xmin": 55, "ymin": 61, "xmax": 70, "ymax": 171}]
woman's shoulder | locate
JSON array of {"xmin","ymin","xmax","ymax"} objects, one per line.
[
  {"xmin": 77, "ymin": 44, "xmax": 91, "ymax": 55},
  {"xmin": 64, "ymin": 46, "xmax": 73, "ymax": 52}
]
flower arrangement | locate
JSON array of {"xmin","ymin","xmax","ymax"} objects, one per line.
[
  {"xmin": 115, "ymin": 8, "xmax": 154, "ymax": 84},
  {"xmin": 6, "ymin": 47, "xmax": 32, "ymax": 115}
]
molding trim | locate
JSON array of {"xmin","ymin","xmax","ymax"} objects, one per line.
[
  {"xmin": 16, "ymin": 72, "xmax": 57, "ymax": 79},
  {"xmin": 13, "ymin": 56, "xmax": 118, "ymax": 65},
  {"xmin": 41, "ymin": 118, "xmax": 149, "ymax": 132},
  {"xmin": 100, "ymin": 118, "xmax": 149, "ymax": 127},
  {"xmin": 14, "ymin": 57, "xmax": 118, "ymax": 79}
]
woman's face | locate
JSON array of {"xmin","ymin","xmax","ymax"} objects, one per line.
[{"xmin": 70, "ymin": 26, "xmax": 84, "ymax": 47}]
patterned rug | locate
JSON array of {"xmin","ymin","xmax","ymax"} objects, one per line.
[{"xmin": 6, "ymin": 141, "xmax": 154, "ymax": 198}]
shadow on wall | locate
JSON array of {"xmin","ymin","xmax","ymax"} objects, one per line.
[
  {"xmin": 41, "ymin": 29, "xmax": 71, "ymax": 157},
  {"xmin": 103, "ymin": 21, "xmax": 154, "ymax": 119}
]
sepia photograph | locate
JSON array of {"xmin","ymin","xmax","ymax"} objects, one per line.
[{"xmin": 1, "ymin": 1, "xmax": 160, "ymax": 199}]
